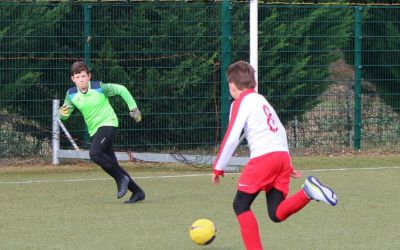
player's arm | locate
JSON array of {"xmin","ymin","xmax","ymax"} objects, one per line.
[
  {"xmin": 101, "ymin": 82, "xmax": 137, "ymax": 109},
  {"xmin": 102, "ymin": 82, "xmax": 141, "ymax": 122},
  {"xmin": 213, "ymin": 101, "xmax": 248, "ymax": 182},
  {"xmin": 58, "ymin": 94, "xmax": 74, "ymax": 120}
]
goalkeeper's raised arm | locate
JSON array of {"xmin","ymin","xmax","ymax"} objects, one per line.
[{"xmin": 101, "ymin": 82, "xmax": 142, "ymax": 123}]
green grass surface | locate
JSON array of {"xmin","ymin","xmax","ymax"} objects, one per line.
[{"xmin": 0, "ymin": 155, "xmax": 399, "ymax": 249}]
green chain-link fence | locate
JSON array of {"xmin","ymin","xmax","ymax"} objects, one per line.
[{"xmin": 0, "ymin": 1, "xmax": 399, "ymax": 161}]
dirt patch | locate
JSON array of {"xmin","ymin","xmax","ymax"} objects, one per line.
[{"xmin": 286, "ymin": 58, "xmax": 400, "ymax": 155}]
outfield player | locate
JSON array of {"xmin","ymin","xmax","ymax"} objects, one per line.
[
  {"xmin": 212, "ymin": 61, "xmax": 337, "ymax": 249},
  {"xmin": 58, "ymin": 61, "xmax": 145, "ymax": 204}
]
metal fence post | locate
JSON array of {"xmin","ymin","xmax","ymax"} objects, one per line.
[
  {"xmin": 354, "ymin": 6, "xmax": 363, "ymax": 150},
  {"xmin": 83, "ymin": 3, "xmax": 92, "ymax": 146},
  {"xmin": 220, "ymin": 0, "xmax": 232, "ymax": 139},
  {"xmin": 52, "ymin": 100, "xmax": 60, "ymax": 165},
  {"xmin": 83, "ymin": 4, "xmax": 92, "ymax": 69}
]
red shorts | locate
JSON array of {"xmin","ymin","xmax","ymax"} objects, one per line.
[{"xmin": 237, "ymin": 151, "xmax": 293, "ymax": 197}]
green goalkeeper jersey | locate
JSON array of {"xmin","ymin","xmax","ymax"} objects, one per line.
[{"xmin": 58, "ymin": 81, "xmax": 138, "ymax": 137}]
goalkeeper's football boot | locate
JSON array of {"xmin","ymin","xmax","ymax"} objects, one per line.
[
  {"xmin": 117, "ymin": 175, "xmax": 130, "ymax": 199},
  {"xmin": 124, "ymin": 190, "xmax": 145, "ymax": 204},
  {"xmin": 303, "ymin": 176, "xmax": 337, "ymax": 206}
]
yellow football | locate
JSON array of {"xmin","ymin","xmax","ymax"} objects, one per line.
[{"xmin": 189, "ymin": 219, "xmax": 217, "ymax": 245}]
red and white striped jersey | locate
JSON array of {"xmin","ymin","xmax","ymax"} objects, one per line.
[{"xmin": 213, "ymin": 88, "xmax": 289, "ymax": 173}]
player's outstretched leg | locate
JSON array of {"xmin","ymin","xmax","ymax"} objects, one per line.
[{"xmin": 303, "ymin": 176, "xmax": 337, "ymax": 206}]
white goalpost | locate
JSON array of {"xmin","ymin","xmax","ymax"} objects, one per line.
[
  {"xmin": 238, "ymin": 0, "xmax": 258, "ymax": 144},
  {"xmin": 250, "ymin": 0, "xmax": 258, "ymax": 90}
]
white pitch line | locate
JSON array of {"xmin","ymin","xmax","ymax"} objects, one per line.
[
  {"xmin": 0, "ymin": 177, "xmax": 111, "ymax": 185},
  {"xmin": 0, "ymin": 166, "xmax": 399, "ymax": 185},
  {"xmin": 303, "ymin": 165, "xmax": 400, "ymax": 172},
  {"xmin": 0, "ymin": 173, "xmax": 210, "ymax": 185}
]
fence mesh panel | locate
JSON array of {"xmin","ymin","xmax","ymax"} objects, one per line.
[{"xmin": 0, "ymin": 2, "xmax": 399, "ymax": 161}]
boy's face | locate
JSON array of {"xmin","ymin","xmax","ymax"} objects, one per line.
[{"xmin": 71, "ymin": 71, "xmax": 91, "ymax": 91}]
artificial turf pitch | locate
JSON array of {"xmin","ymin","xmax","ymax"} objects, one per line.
[{"xmin": 0, "ymin": 155, "xmax": 399, "ymax": 249}]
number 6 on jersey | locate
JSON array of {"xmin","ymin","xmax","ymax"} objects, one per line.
[{"xmin": 263, "ymin": 104, "xmax": 278, "ymax": 132}]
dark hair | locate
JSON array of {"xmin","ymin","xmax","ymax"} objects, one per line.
[
  {"xmin": 226, "ymin": 60, "xmax": 256, "ymax": 90},
  {"xmin": 71, "ymin": 61, "xmax": 90, "ymax": 76}
]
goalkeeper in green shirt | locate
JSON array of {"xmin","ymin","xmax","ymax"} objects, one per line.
[{"xmin": 58, "ymin": 61, "xmax": 145, "ymax": 204}]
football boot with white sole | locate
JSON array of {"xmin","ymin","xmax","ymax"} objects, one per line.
[{"xmin": 303, "ymin": 176, "xmax": 337, "ymax": 206}]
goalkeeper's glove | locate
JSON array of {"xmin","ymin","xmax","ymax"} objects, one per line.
[
  {"xmin": 129, "ymin": 108, "xmax": 142, "ymax": 123},
  {"xmin": 58, "ymin": 104, "xmax": 71, "ymax": 117}
]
